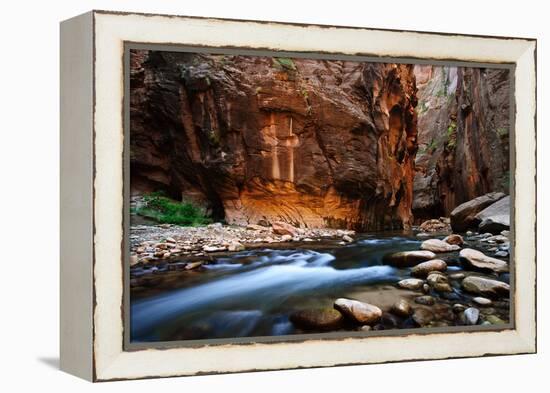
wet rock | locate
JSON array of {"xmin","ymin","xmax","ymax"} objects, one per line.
[
  {"xmin": 422, "ymin": 283, "xmax": 431, "ymax": 294},
  {"xmin": 501, "ymin": 230, "xmax": 510, "ymax": 237},
  {"xmin": 452, "ymin": 304, "xmax": 467, "ymax": 313},
  {"xmin": 342, "ymin": 235, "xmax": 354, "ymax": 243},
  {"xmin": 449, "ymin": 272, "xmax": 465, "ymax": 280},
  {"xmin": 383, "ymin": 250, "xmax": 436, "ymax": 267},
  {"xmin": 459, "ymin": 248, "xmax": 508, "ymax": 273},
  {"xmin": 415, "ymin": 295, "xmax": 435, "ymax": 306},
  {"xmin": 473, "ymin": 297, "xmax": 492, "ymax": 306},
  {"xmin": 443, "ymin": 234, "xmax": 464, "ymax": 245},
  {"xmin": 427, "ymin": 273, "xmax": 453, "ymax": 292},
  {"xmin": 290, "ymin": 308, "xmax": 344, "ymax": 331},
  {"xmin": 391, "ymin": 299, "xmax": 413, "ymax": 317},
  {"xmin": 494, "ymin": 251, "xmax": 509, "ymax": 258},
  {"xmin": 475, "ymin": 196, "xmax": 510, "ymax": 234},
  {"xmin": 420, "ymin": 238, "xmax": 460, "ymax": 253},
  {"xmin": 207, "ymin": 222, "xmax": 223, "ymax": 229},
  {"xmin": 358, "ymin": 325, "xmax": 372, "ymax": 332},
  {"xmin": 397, "ymin": 278, "xmax": 425, "ymax": 290},
  {"xmin": 462, "ymin": 276, "xmax": 510, "ymax": 298},
  {"xmin": 185, "ymin": 261, "xmax": 203, "ymax": 270},
  {"xmin": 334, "ymin": 298, "xmax": 382, "ymax": 325},
  {"xmin": 411, "ymin": 259, "xmax": 447, "ymax": 278},
  {"xmin": 485, "ymin": 315, "xmax": 506, "ymax": 325},
  {"xmin": 464, "ymin": 307, "xmax": 480, "ymax": 325},
  {"xmin": 272, "ymin": 221, "xmax": 298, "ymax": 236},
  {"xmin": 412, "ymin": 308, "xmax": 435, "ymax": 326}
]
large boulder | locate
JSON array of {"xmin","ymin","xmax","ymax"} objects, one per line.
[
  {"xmin": 382, "ymin": 250, "xmax": 436, "ymax": 267},
  {"xmin": 450, "ymin": 192, "xmax": 506, "ymax": 232},
  {"xmin": 459, "ymin": 248, "xmax": 508, "ymax": 273},
  {"xmin": 420, "ymin": 238, "xmax": 460, "ymax": 253},
  {"xmin": 289, "ymin": 308, "xmax": 344, "ymax": 331},
  {"xmin": 475, "ymin": 196, "xmax": 510, "ymax": 234},
  {"xmin": 462, "ymin": 276, "xmax": 510, "ymax": 298},
  {"xmin": 334, "ymin": 298, "xmax": 382, "ymax": 325},
  {"xmin": 271, "ymin": 221, "xmax": 299, "ymax": 236}
]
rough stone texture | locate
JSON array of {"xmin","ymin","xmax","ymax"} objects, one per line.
[
  {"xmin": 130, "ymin": 50, "xmax": 418, "ymax": 230},
  {"xmin": 475, "ymin": 196, "xmax": 510, "ymax": 234},
  {"xmin": 450, "ymin": 192, "xmax": 506, "ymax": 232},
  {"xmin": 413, "ymin": 65, "xmax": 511, "ymax": 220}
]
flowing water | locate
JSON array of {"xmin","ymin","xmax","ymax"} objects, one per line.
[{"xmin": 130, "ymin": 232, "xmax": 470, "ymax": 342}]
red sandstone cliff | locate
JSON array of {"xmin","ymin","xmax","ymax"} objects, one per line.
[
  {"xmin": 413, "ymin": 65, "xmax": 511, "ymax": 220},
  {"xmin": 130, "ymin": 50, "xmax": 418, "ymax": 230}
]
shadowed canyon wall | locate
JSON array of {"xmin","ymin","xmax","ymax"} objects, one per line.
[
  {"xmin": 412, "ymin": 65, "xmax": 511, "ymax": 220},
  {"xmin": 130, "ymin": 50, "xmax": 418, "ymax": 230}
]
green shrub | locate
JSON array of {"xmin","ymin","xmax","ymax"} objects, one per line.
[
  {"xmin": 136, "ymin": 192, "xmax": 211, "ymax": 226},
  {"xmin": 272, "ymin": 57, "xmax": 296, "ymax": 71}
]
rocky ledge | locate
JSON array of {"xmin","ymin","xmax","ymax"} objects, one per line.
[{"xmin": 130, "ymin": 221, "xmax": 355, "ymax": 267}]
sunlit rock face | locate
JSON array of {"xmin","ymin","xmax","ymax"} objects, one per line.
[
  {"xmin": 413, "ymin": 65, "xmax": 511, "ymax": 220},
  {"xmin": 130, "ymin": 50, "xmax": 418, "ymax": 230}
]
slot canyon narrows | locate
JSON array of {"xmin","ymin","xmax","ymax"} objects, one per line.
[{"xmin": 128, "ymin": 50, "xmax": 512, "ymax": 342}]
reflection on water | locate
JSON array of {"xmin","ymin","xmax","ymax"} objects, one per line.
[{"xmin": 131, "ymin": 233, "xmax": 430, "ymax": 342}]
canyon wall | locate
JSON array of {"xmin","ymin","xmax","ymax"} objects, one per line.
[
  {"xmin": 130, "ymin": 50, "xmax": 418, "ymax": 230},
  {"xmin": 413, "ymin": 65, "xmax": 511, "ymax": 220}
]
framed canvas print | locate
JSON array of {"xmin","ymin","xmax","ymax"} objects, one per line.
[{"xmin": 60, "ymin": 10, "xmax": 537, "ymax": 381}]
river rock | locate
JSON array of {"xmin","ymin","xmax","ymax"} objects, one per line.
[
  {"xmin": 391, "ymin": 299, "xmax": 412, "ymax": 317},
  {"xmin": 415, "ymin": 295, "xmax": 435, "ymax": 306},
  {"xmin": 452, "ymin": 304, "xmax": 467, "ymax": 313},
  {"xmin": 462, "ymin": 276, "xmax": 510, "ymax": 298},
  {"xmin": 459, "ymin": 248, "xmax": 508, "ymax": 273},
  {"xmin": 185, "ymin": 261, "xmax": 203, "ymax": 270},
  {"xmin": 342, "ymin": 235, "xmax": 354, "ymax": 243},
  {"xmin": 427, "ymin": 272, "xmax": 453, "ymax": 292},
  {"xmin": 419, "ymin": 218, "xmax": 450, "ymax": 232},
  {"xmin": 411, "ymin": 259, "xmax": 447, "ymax": 277},
  {"xmin": 449, "ymin": 272, "xmax": 465, "ymax": 280},
  {"xmin": 247, "ymin": 223, "xmax": 267, "ymax": 231},
  {"xmin": 473, "ymin": 297, "xmax": 492, "ymax": 306},
  {"xmin": 475, "ymin": 196, "xmax": 510, "ymax": 234},
  {"xmin": 129, "ymin": 255, "xmax": 139, "ymax": 266},
  {"xmin": 443, "ymin": 234, "xmax": 464, "ymax": 245},
  {"xmin": 485, "ymin": 315, "xmax": 506, "ymax": 325},
  {"xmin": 289, "ymin": 308, "xmax": 344, "ymax": 331},
  {"xmin": 383, "ymin": 250, "xmax": 436, "ymax": 268},
  {"xmin": 227, "ymin": 241, "xmax": 245, "ymax": 252},
  {"xmin": 397, "ymin": 278, "xmax": 425, "ymax": 290},
  {"xmin": 334, "ymin": 298, "xmax": 382, "ymax": 325},
  {"xmin": 412, "ymin": 308, "xmax": 435, "ymax": 326},
  {"xmin": 277, "ymin": 234, "xmax": 291, "ymax": 242},
  {"xmin": 464, "ymin": 307, "xmax": 480, "ymax": 325},
  {"xmin": 271, "ymin": 221, "xmax": 299, "ymax": 236},
  {"xmin": 420, "ymin": 239, "xmax": 460, "ymax": 253},
  {"xmin": 450, "ymin": 192, "xmax": 506, "ymax": 232}
]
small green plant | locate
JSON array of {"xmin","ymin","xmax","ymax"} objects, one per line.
[
  {"xmin": 427, "ymin": 138, "xmax": 438, "ymax": 152},
  {"xmin": 136, "ymin": 192, "xmax": 211, "ymax": 226},
  {"xmin": 272, "ymin": 57, "xmax": 296, "ymax": 71},
  {"xmin": 417, "ymin": 100, "xmax": 429, "ymax": 114}
]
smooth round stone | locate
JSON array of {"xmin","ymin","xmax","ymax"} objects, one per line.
[
  {"xmin": 421, "ymin": 238, "xmax": 461, "ymax": 253},
  {"xmin": 464, "ymin": 307, "xmax": 480, "ymax": 325},
  {"xmin": 391, "ymin": 299, "xmax": 412, "ymax": 317},
  {"xmin": 412, "ymin": 308, "xmax": 435, "ymax": 327},
  {"xmin": 415, "ymin": 295, "xmax": 435, "ymax": 306},
  {"xmin": 459, "ymin": 248, "xmax": 509, "ymax": 273},
  {"xmin": 485, "ymin": 315, "xmax": 506, "ymax": 325},
  {"xmin": 449, "ymin": 272, "xmax": 465, "ymax": 280},
  {"xmin": 383, "ymin": 250, "xmax": 436, "ymax": 267},
  {"xmin": 422, "ymin": 283, "xmax": 431, "ymax": 294},
  {"xmin": 473, "ymin": 297, "xmax": 492, "ymax": 306},
  {"xmin": 443, "ymin": 234, "xmax": 464, "ymax": 245},
  {"xmin": 452, "ymin": 304, "xmax": 467, "ymax": 313},
  {"xmin": 411, "ymin": 259, "xmax": 448, "ymax": 278},
  {"xmin": 289, "ymin": 308, "xmax": 344, "ymax": 331},
  {"xmin": 334, "ymin": 298, "xmax": 382, "ymax": 325},
  {"xmin": 462, "ymin": 276, "xmax": 510, "ymax": 298},
  {"xmin": 397, "ymin": 278, "xmax": 425, "ymax": 290},
  {"xmin": 358, "ymin": 325, "xmax": 372, "ymax": 332}
]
